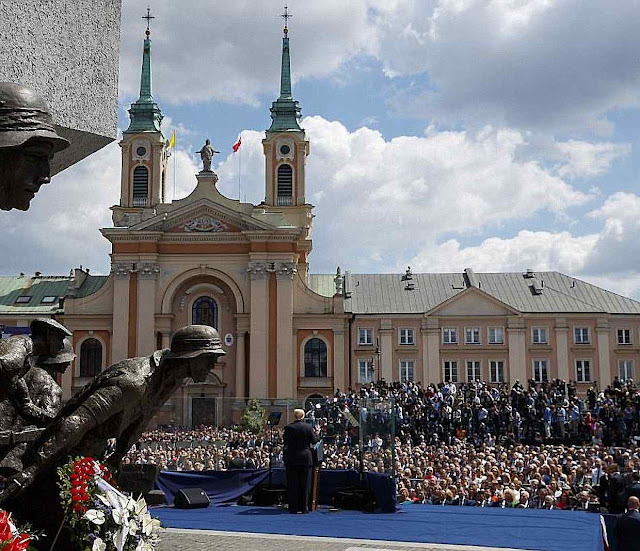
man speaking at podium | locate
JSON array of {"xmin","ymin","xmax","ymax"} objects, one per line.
[{"xmin": 283, "ymin": 408, "xmax": 317, "ymax": 514}]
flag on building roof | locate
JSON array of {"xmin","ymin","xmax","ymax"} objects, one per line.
[
  {"xmin": 232, "ymin": 136, "xmax": 241, "ymax": 153},
  {"xmin": 169, "ymin": 130, "xmax": 176, "ymax": 148}
]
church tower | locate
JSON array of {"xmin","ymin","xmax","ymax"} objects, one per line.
[
  {"xmin": 112, "ymin": 15, "xmax": 168, "ymax": 227},
  {"xmin": 262, "ymin": 12, "xmax": 311, "ymax": 213},
  {"xmin": 262, "ymin": 9, "xmax": 313, "ymax": 273}
]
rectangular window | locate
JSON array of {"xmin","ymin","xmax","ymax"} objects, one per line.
[
  {"xmin": 617, "ymin": 329, "xmax": 632, "ymax": 345},
  {"xmin": 443, "ymin": 360, "xmax": 458, "ymax": 382},
  {"xmin": 532, "ymin": 327, "xmax": 548, "ymax": 344},
  {"xmin": 574, "ymin": 327, "xmax": 590, "ymax": 344},
  {"xmin": 442, "ymin": 327, "xmax": 458, "ymax": 344},
  {"xmin": 399, "ymin": 328, "xmax": 415, "ymax": 345},
  {"xmin": 466, "ymin": 360, "xmax": 481, "ymax": 382},
  {"xmin": 488, "ymin": 327, "xmax": 504, "ymax": 344},
  {"xmin": 400, "ymin": 360, "xmax": 415, "ymax": 382},
  {"xmin": 619, "ymin": 359, "xmax": 634, "ymax": 381},
  {"xmin": 358, "ymin": 328, "xmax": 373, "ymax": 346},
  {"xmin": 358, "ymin": 359, "xmax": 374, "ymax": 383},
  {"xmin": 41, "ymin": 296, "xmax": 58, "ymax": 304},
  {"xmin": 465, "ymin": 327, "xmax": 481, "ymax": 345},
  {"xmin": 14, "ymin": 296, "xmax": 31, "ymax": 304},
  {"xmin": 490, "ymin": 360, "xmax": 505, "ymax": 383},
  {"xmin": 533, "ymin": 360, "xmax": 548, "ymax": 383},
  {"xmin": 576, "ymin": 359, "xmax": 591, "ymax": 382}
]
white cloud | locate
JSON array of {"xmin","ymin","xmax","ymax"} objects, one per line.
[{"xmin": 555, "ymin": 140, "xmax": 631, "ymax": 180}]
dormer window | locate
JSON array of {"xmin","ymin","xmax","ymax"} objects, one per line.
[
  {"xmin": 276, "ymin": 164, "xmax": 293, "ymax": 206},
  {"xmin": 41, "ymin": 296, "xmax": 58, "ymax": 304},
  {"xmin": 15, "ymin": 296, "xmax": 31, "ymax": 304},
  {"xmin": 132, "ymin": 165, "xmax": 149, "ymax": 207}
]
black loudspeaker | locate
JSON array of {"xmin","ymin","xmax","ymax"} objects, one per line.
[{"xmin": 174, "ymin": 488, "xmax": 210, "ymax": 509}]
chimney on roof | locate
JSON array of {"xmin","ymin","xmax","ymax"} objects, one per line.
[
  {"xmin": 530, "ymin": 276, "xmax": 544, "ymax": 295},
  {"xmin": 34, "ymin": 271, "xmax": 41, "ymax": 277},
  {"xmin": 72, "ymin": 267, "xmax": 88, "ymax": 290},
  {"xmin": 19, "ymin": 273, "xmax": 24, "ymax": 277},
  {"xmin": 523, "ymin": 269, "xmax": 535, "ymax": 279},
  {"xmin": 463, "ymin": 268, "xmax": 479, "ymax": 288}
]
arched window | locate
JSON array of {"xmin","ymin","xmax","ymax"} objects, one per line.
[
  {"xmin": 79, "ymin": 338, "xmax": 102, "ymax": 377},
  {"xmin": 277, "ymin": 164, "xmax": 293, "ymax": 205},
  {"xmin": 132, "ymin": 165, "xmax": 149, "ymax": 206},
  {"xmin": 304, "ymin": 338, "xmax": 327, "ymax": 378},
  {"xmin": 192, "ymin": 296, "xmax": 218, "ymax": 329},
  {"xmin": 304, "ymin": 394, "xmax": 324, "ymax": 412}
]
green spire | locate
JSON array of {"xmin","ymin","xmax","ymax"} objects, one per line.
[
  {"xmin": 268, "ymin": 15, "xmax": 302, "ymax": 133},
  {"xmin": 125, "ymin": 24, "xmax": 163, "ymax": 134}
]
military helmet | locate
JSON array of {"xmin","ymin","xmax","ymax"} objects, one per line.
[
  {"xmin": 29, "ymin": 317, "xmax": 72, "ymax": 337},
  {"xmin": 170, "ymin": 325, "xmax": 225, "ymax": 359},
  {"xmin": 0, "ymin": 83, "xmax": 69, "ymax": 152},
  {"xmin": 38, "ymin": 337, "xmax": 75, "ymax": 365}
]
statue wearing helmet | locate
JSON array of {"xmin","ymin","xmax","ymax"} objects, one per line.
[
  {"xmin": 1, "ymin": 325, "xmax": 225, "ymax": 504},
  {"xmin": 0, "ymin": 83, "xmax": 69, "ymax": 211}
]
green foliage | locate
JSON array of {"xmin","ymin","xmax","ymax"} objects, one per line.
[{"xmin": 240, "ymin": 398, "xmax": 265, "ymax": 434}]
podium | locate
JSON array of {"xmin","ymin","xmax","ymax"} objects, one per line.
[{"xmin": 309, "ymin": 439, "xmax": 323, "ymax": 511}]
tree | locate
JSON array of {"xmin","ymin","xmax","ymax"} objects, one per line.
[{"xmin": 241, "ymin": 398, "xmax": 265, "ymax": 434}]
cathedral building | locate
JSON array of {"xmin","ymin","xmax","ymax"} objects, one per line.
[{"xmin": 2, "ymin": 23, "xmax": 640, "ymax": 427}]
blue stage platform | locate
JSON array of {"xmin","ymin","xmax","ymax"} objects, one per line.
[{"xmin": 152, "ymin": 504, "xmax": 604, "ymax": 551}]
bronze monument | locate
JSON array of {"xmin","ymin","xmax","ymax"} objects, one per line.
[
  {"xmin": 0, "ymin": 324, "xmax": 225, "ymax": 547},
  {"xmin": 0, "ymin": 83, "xmax": 70, "ymax": 211},
  {"xmin": 195, "ymin": 138, "xmax": 219, "ymax": 172}
]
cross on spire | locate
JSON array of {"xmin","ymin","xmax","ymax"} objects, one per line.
[
  {"xmin": 142, "ymin": 6, "xmax": 155, "ymax": 37},
  {"xmin": 280, "ymin": 5, "xmax": 292, "ymax": 35}
]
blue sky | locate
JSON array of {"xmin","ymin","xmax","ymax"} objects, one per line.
[{"xmin": 3, "ymin": 0, "xmax": 640, "ymax": 298}]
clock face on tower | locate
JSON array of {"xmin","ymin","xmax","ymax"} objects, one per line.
[
  {"xmin": 133, "ymin": 140, "xmax": 151, "ymax": 161},
  {"xmin": 279, "ymin": 144, "xmax": 291, "ymax": 155},
  {"xmin": 276, "ymin": 139, "xmax": 294, "ymax": 161},
  {"xmin": 136, "ymin": 146, "xmax": 147, "ymax": 157}
]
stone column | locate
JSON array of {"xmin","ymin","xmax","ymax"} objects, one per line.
[
  {"xmin": 161, "ymin": 331, "xmax": 171, "ymax": 350},
  {"xmin": 379, "ymin": 319, "xmax": 393, "ymax": 382},
  {"xmin": 596, "ymin": 318, "xmax": 612, "ymax": 389},
  {"xmin": 235, "ymin": 331, "xmax": 246, "ymax": 398},
  {"xmin": 136, "ymin": 262, "xmax": 160, "ymax": 356},
  {"xmin": 248, "ymin": 261, "xmax": 269, "ymax": 398},
  {"xmin": 276, "ymin": 262, "xmax": 296, "ymax": 399},
  {"xmin": 426, "ymin": 318, "xmax": 441, "ymax": 383},
  {"xmin": 334, "ymin": 328, "xmax": 346, "ymax": 391},
  {"xmin": 555, "ymin": 318, "xmax": 570, "ymax": 381},
  {"xmin": 507, "ymin": 317, "xmax": 526, "ymax": 385},
  {"xmin": 111, "ymin": 262, "xmax": 132, "ymax": 363}
]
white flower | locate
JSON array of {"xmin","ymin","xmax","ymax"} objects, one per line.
[
  {"xmin": 134, "ymin": 496, "xmax": 148, "ymax": 516},
  {"xmin": 83, "ymin": 509, "xmax": 106, "ymax": 525},
  {"xmin": 92, "ymin": 537, "xmax": 107, "ymax": 551},
  {"xmin": 128, "ymin": 518, "xmax": 139, "ymax": 534},
  {"xmin": 112, "ymin": 507, "xmax": 128, "ymax": 526},
  {"xmin": 112, "ymin": 525, "xmax": 129, "ymax": 551}
]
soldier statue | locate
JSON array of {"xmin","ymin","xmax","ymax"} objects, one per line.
[
  {"xmin": 0, "ymin": 83, "xmax": 70, "ymax": 211},
  {"xmin": 195, "ymin": 138, "xmax": 219, "ymax": 172},
  {"xmin": 1, "ymin": 324, "xmax": 226, "ymax": 502}
]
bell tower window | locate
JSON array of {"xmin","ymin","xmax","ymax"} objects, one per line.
[
  {"xmin": 192, "ymin": 296, "xmax": 218, "ymax": 329},
  {"xmin": 277, "ymin": 164, "xmax": 293, "ymax": 206},
  {"xmin": 132, "ymin": 165, "xmax": 149, "ymax": 207}
]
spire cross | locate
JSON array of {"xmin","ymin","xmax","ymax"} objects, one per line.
[
  {"xmin": 280, "ymin": 5, "xmax": 292, "ymax": 34},
  {"xmin": 142, "ymin": 6, "xmax": 155, "ymax": 36}
]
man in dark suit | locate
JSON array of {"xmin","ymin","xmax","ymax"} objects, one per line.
[
  {"xmin": 283, "ymin": 408, "xmax": 317, "ymax": 513},
  {"xmin": 616, "ymin": 496, "xmax": 640, "ymax": 551}
]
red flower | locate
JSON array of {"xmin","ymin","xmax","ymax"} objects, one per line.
[{"xmin": 5, "ymin": 533, "xmax": 30, "ymax": 551}]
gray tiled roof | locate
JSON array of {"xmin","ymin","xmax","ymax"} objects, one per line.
[
  {"xmin": 308, "ymin": 271, "xmax": 640, "ymax": 315},
  {"xmin": 0, "ymin": 274, "xmax": 109, "ymax": 314}
]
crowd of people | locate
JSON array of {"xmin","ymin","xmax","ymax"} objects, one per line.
[{"xmin": 125, "ymin": 377, "xmax": 640, "ymax": 513}]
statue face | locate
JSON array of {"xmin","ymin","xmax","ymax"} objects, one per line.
[
  {"xmin": 0, "ymin": 140, "xmax": 54, "ymax": 211},
  {"xmin": 189, "ymin": 353, "xmax": 216, "ymax": 383}
]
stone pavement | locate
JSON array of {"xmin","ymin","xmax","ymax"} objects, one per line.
[{"xmin": 158, "ymin": 528, "xmax": 529, "ymax": 551}]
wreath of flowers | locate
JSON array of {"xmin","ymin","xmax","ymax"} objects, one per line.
[
  {"xmin": 0, "ymin": 511, "xmax": 35, "ymax": 551},
  {"xmin": 58, "ymin": 457, "xmax": 161, "ymax": 551}
]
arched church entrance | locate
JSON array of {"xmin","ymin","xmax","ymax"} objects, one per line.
[{"xmin": 165, "ymin": 272, "xmax": 242, "ymax": 427}]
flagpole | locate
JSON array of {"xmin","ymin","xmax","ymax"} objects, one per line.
[
  {"xmin": 238, "ymin": 142, "xmax": 242, "ymax": 201},
  {"xmin": 173, "ymin": 132, "xmax": 177, "ymax": 201}
]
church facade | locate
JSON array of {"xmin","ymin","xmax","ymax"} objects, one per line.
[{"xmin": 2, "ymin": 24, "xmax": 640, "ymax": 427}]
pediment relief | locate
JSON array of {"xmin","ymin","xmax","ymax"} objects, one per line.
[
  {"xmin": 136, "ymin": 204, "xmax": 267, "ymax": 234},
  {"xmin": 431, "ymin": 288, "xmax": 519, "ymax": 317}
]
